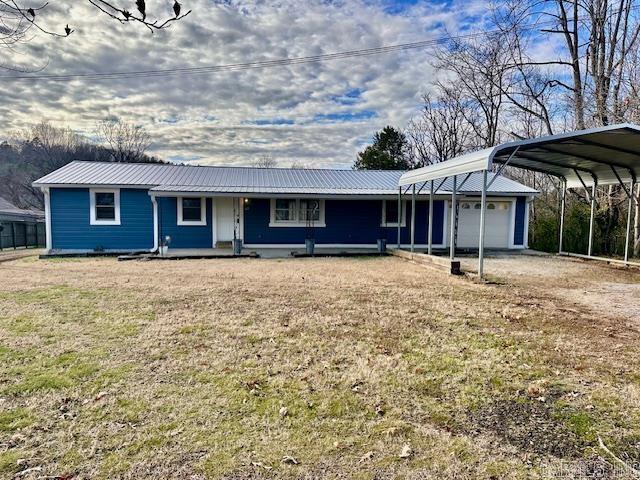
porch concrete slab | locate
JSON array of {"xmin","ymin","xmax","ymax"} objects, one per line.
[{"xmin": 149, "ymin": 247, "xmax": 385, "ymax": 259}]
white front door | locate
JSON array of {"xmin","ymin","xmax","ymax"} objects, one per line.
[
  {"xmin": 215, "ymin": 198, "xmax": 235, "ymax": 243},
  {"xmin": 452, "ymin": 200, "xmax": 512, "ymax": 249}
]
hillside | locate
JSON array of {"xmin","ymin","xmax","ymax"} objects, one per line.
[{"xmin": 0, "ymin": 141, "xmax": 164, "ymax": 210}]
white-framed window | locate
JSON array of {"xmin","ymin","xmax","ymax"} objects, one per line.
[
  {"xmin": 177, "ymin": 197, "xmax": 206, "ymax": 226},
  {"xmin": 269, "ymin": 199, "xmax": 326, "ymax": 227},
  {"xmin": 381, "ymin": 200, "xmax": 406, "ymax": 227},
  {"xmin": 90, "ymin": 188, "xmax": 120, "ymax": 225}
]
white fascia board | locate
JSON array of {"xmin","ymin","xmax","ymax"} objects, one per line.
[{"xmin": 399, "ymin": 147, "xmax": 495, "ymax": 186}]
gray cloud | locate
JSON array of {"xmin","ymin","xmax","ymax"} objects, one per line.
[{"xmin": 0, "ymin": 0, "xmax": 481, "ymax": 167}]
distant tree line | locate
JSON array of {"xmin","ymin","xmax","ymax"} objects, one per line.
[
  {"xmin": 0, "ymin": 121, "xmax": 162, "ymax": 210},
  {"xmin": 355, "ymin": 0, "xmax": 640, "ymax": 258}
]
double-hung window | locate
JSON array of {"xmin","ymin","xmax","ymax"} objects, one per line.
[
  {"xmin": 270, "ymin": 199, "xmax": 325, "ymax": 227},
  {"xmin": 90, "ymin": 189, "xmax": 120, "ymax": 225},
  {"xmin": 299, "ymin": 199, "xmax": 321, "ymax": 223},
  {"xmin": 381, "ymin": 200, "xmax": 406, "ymax": 227},
  {"xmin": 274, "ymin": 199, "xmax": 297, "ymax": 222},
  {"xmin": 178, "ymin": 197, "xmax": 206, "ymax": 226}
]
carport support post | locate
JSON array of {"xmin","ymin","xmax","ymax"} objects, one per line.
[
  {"xmin": 449, "ymin": 175, "xmax": 457, "ymax": 261},
  {"xmin": 559, "ymin": 181, "xmax": 566, "ymax": 253},
  {"xmin": 588, "ymin": 182, "xmax": 597, "ymax": 257},
  {"xmin": 478, "ymin": 170, "xmax": 488, "ymax": 278},
  {"xmin": 397, "ymin": 187, "xmax": 401, "ymax": 248},
  {"xmin": 428, "ymin": 180, "xmax": 434, "ymax": 255},
  {"xmin": 625, "ymin": 178, "xmax": 635, "ymax": 263},
  {"xmin": 410, "ymin": 184, "xmax": 416, "ymax": 252}
]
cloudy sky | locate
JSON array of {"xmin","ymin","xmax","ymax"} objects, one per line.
[{"xmin": 2, "ymin": 0, "xmax": 488, "ymax": 168}]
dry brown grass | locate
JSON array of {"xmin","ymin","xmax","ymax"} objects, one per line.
[{"xmin": 0, "ymin": 254, "xmax": 639, "ymax": 479}]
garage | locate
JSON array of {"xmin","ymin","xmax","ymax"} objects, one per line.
[{"xmin": 453, "ymin": 200, "xmax": 512, "ymax": 249}]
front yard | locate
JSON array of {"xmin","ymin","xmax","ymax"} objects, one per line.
[{"xmin": 0, "ymin": 254, "xmax": 639, "ymax": 478}]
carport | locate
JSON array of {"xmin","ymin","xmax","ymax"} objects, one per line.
[{"xmin": 398, "ymin": 123, "xmax": 640, "ymax": 278}]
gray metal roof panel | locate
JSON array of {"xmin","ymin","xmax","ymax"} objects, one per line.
[
  {"xmin": 492, "ymin": 123, "xmax": 640, "ymax": 187},
  {"xmin": 0, "ymin": 197, "xmax": 44, "ymax": 219},
  {"xmin": 33, "ymin": 161, "xmax": 535, "ymax": 195}
]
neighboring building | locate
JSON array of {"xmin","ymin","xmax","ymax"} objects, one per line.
[
  {"xmin": 0, "ymin": 196, "xmax": 45, "ymax": 249},
  {"xmin": 33, "ymin": 161, "xmax": 536, "ymax": 253}
]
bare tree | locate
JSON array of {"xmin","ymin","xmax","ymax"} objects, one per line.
[
  {"xmin": 0, "ymin": 1, "xmax": 191, "ymax": 71},
  {"xmin": 2, "ymin": 121, "xmax": 90, "ymax": 208},
  {"xmin": 15, "ymin": 121, "xmax": 84, "ymax": 167},
  {"xmin": 95, "ymin": 119, "xmax": 151, "ymax": 163},
  {"xmin": 407, "ymin": 90, "xmax": 475, "ymax": 165},
  {"xmin": 497, "ymin": 0, "xmax": 640, "ymax": 129},
  {"xmin": 252, "ymin": 154, "xmax": 277, "ymax": 168},
  {"xmin": 434, "ymin": 32, "xmax": 509, "ymax": 148}
]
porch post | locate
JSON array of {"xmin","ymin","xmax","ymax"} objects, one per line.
[
  {"xmin": 397, "ymin": 187, "xmax": 401, "ymax": 248},
  {"xmin": 410, "ymin": 184, "xmax": 416, "ymax": 252},
  {"xmin": 588, "ymin": 182, "xmax": 597, "ymax": 257},
  {"xmin": 151, "ymin": 195, "xmax": 159, "ymax": 252},
  {"xmin": 625, "ymin": 178, "xmax": 635, "ymax": 263},
  {"xmin": 211, "ymin": 197, "xmax": 217, "ymax": 248},
  {"xmin": 559, "ymin": 180, "xmax": 566, "ymax": 253},
  {"xmin": 428, "ymin": 180, "xmax": 434, "ymax": 255},
  {"xmin": 449, "ymin": 175, "xmax": 457, "ymax": 261},
  {"xmin": 478, "ymin": 170, "xmax": 488, "ymax": 278}
]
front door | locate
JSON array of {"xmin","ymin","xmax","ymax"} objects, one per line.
[{"xmin": 215, "ymin": 198, "xmax": 235, "ymax": 244}]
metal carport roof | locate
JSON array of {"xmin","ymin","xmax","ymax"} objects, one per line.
[{"xmin": 400, "ymin": 123, "xmax": 640, "ymax": 189}]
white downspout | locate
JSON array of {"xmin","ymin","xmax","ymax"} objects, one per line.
[{"xmin": 42, "ymin": 187, "xmax": 52, "ymax": 252}]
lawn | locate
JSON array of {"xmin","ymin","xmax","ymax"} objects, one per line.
[{"xmin": 0, "ymin": 255, "xmax": 639, "ymax": 479}]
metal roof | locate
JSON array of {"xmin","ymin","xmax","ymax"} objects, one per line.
[
  {"xmin": 0, "ymin": 197, "xmax": 44, "ymax": 222},
  {"xmin": 33, "ymin": 161, "xmax": 535, "ymax": 196},
  {"xmin": 400, "ymin": 123, "xmax": 640, "ymax": 189}
]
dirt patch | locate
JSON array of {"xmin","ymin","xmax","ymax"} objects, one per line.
[
  {"xmin": 470, "ymin": 397, "xmax": 582, "ymax": 458},
  {"xmin": 461, "ymin": 254, "xmax": 640, "ymax": 325}
]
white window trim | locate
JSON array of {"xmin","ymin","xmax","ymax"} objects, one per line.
[
  {"xmin": 177, "ymin": 197, "xmax": 207, "ymax": 226},
  {"xmin": 269, "ymin": 198, "xmax": 326, "ymax": 228},
  {"xmin": 381, "ymin": 200, "xmax": 407, "ymax": 227},
  {"xmin": 90, "ymin": 188, "xmax": 121, "ymax": 226}
]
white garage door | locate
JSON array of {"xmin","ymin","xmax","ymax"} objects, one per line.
[{"xmin": 450, "ymin": 200, "xmax": 511, "ymax": 249}]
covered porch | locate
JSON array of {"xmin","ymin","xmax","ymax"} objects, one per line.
[{"xmin": 150, "ymin": 192, "xmax": 245, "ymax": 252}]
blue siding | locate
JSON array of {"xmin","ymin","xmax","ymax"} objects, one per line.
[
  {"xmin": 513, "ymin": 197, "xmax": 527, "ymax": 246},
  {"xmin": 50, "ymin": 188, "xmax": 153, "ymax": 250},
  {"xmin": 157, "ymin": 197, "xmax": 213, "ymax": 248},
  {"xmin": 243, "ymin": 199, "xmax": 445, "ymax": 245}
]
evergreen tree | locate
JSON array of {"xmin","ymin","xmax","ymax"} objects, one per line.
[{"xmin": 353, "ymin": 126, "xmax": 414, "ymax": 170}]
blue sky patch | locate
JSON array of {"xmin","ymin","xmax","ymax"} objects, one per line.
[
  {"xmin": 312, "ymin": 110, "xmax": 377, "ymax": 123},
  {"xmin": 168, "ymin": 154, "xmax": 206, "ymax": 163},
  {"xmin": 158, "ymin": 116, "xmax": 180, "ymax": 125},
  {"xmin": 244, "ymin": 118, "xmax": 295, "ymax": 125},
  {"xmin": 331, "ymin": 88, "xmax": 364, "ymax": 105}
]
